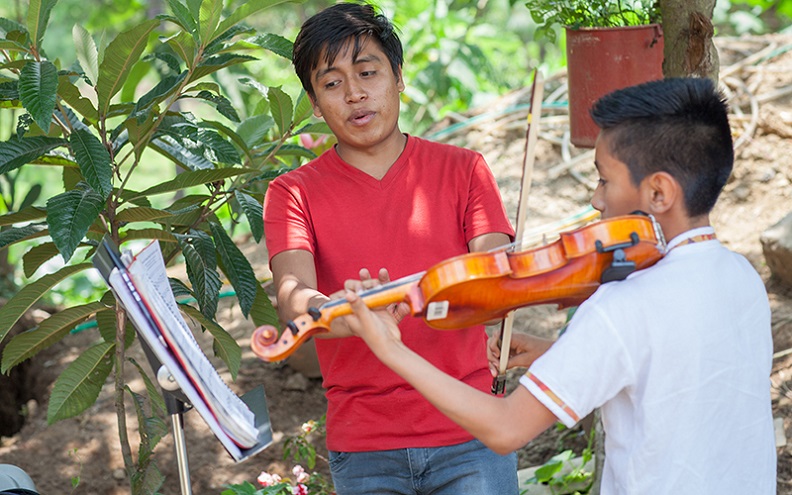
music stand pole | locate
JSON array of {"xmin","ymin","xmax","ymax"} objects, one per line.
[{"xmin": 157, "ymin": 366, "xmax": 193, "ymax": 495}]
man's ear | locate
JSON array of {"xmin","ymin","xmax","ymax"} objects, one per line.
[
  {"xmin": 642, "ymin": 171, "xmax": 679, "ymax": 215},
  {"xmin": 309, "ymin": 94, "xmax": 322, "ymax": 118},
  {"xmin": 396, "ymin": 67, "xmax": 405, "ymax": 93}
]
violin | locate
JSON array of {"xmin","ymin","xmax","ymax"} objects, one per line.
[{"xmin": 251, "ymin": 213, "xmax": 667, "ymax": 362}]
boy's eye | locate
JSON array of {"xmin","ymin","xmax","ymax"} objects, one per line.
[
  {"xmin": 361, "ymin": 70, "xmax": 376, "ymax": 77},
  {"xmin": 597, "ymin": 178, "xmax": 607, "ymax": 186}
]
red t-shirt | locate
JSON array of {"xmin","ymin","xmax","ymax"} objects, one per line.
[{"xmin": 263, "ymin": 135, "xmax": 514, "ymax": 451}]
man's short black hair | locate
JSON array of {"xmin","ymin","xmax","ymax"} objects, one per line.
[
  {"xmin": 292, "ymin": 2, "xmax": 404, "ymax": 98},
  {"xmin": 591, "ymin": 77, "xmax": 733, "ymax": 217}
]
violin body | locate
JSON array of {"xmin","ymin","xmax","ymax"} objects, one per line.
[{"xmin": 251, "ymin": 214, "xmax": 666, "ymax": 362}]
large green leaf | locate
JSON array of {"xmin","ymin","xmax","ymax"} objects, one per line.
[
  {"xmin": 46, "ymin": 182, "xmax": 105, "ymax": 262},
  {"xmin": 18, "ymin": 60, "xmax": 58, "ymax": 131},
  {"xmin": 0, "ymin": 262, "xmax": 92, "ymax": 345},
  {"xmin": 236, "ymin": 114, "xmax": 275, "ymax": 149},
  {"xmin": 129, "ymin": 167, "xmax": 256, "ymax": 199},
  {"xmin": 22, "ymin": 241, "xmax": 60, "ymax": 277},
  {"xmin": 128, "ymin": 357, "xmax": 167, "ymax": 418},
  {"xmin": 26, "ymin": 0, "xmax": 57, "ymax": 49},
  {"xmin": 97, "ymin": 19, "xmax": 159, "ymax": 118},
  {"xmin": 234, "ymin": 190, "xmax": 263, "ymax": 243},
  {"xmin": 2, "ymin": 301, "xmax": 107, "ymax": 373},
  {"xmin": 115, "ymin": 206, "xmax": 173, "ymax": 223},
  {"xmin": 211, "ymin": 0, "xmax": 303, "ymax": 46},
  {"xmin": 246, "ymin": 32, "xmax": 293, "ymax": 60},
  {"xmin": 179, "ymin": 305, "xmax": 241, "ymax": 379},
  {"xmin": 150, "ymin": 136, "xmax": 214, "ymax": 171},
  {"xmin": 198, "ymin": 0, "xmax": 223, "ymax": 47},
  {"xmin": 0, "ymin": 136, "xmax": 67, "ymax": 174},
  {"xmin": 69, "ymin": 129, "xmax": 112, "ymax": 199},
  {"xmin": 210, "ymin": 222, "xmax": 257, "ymax": 318},
  {"xmin": 293, "ymin": 91, "xmax": 314, "ymax": 126},
  {"xmin": 46, "ymin": 341, "xmax": 114, "ymax": 423},
  {"xmin": 165, "ymin": 0, "xmax": 198, "ymax": 36},
  {"xmin": 0, "ymin": 206, "xmax": 46, "ymax": 226},
  {"xmin": 267, "ymin": 86, "xmax": 293, "ymax": 137},
  {"xmin": 189, "ymin": 53, "xmax": 256, "ymax": 83},
  {"xmin": 121, "ymin": 228, "xmax": 177, "ymax": 243},
  {"xmin": 175, "ymin": 231, "xmax": 221, "ymax": 319},
  {"xmin": 249, "ymin": 282, "xmax": 278, "ymax": 328},
  {"xmin": 73, "ymin": 24, "xmax": 99, "ymax": 85},
  {"xmin": 0, "ymin": 223, "xmax": 47, "ymax": 249}
]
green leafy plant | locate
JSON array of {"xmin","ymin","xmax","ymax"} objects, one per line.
[
  {"xmin": 522, "ymin": 426, "xmax": 594, "ymax": 495},
  {"xmin": 0, "ymin": 0, "xmax": 337, "ymax": 492},
  {"xmin": 524, "ymin": 0, "xmax": 661, "ymax": 41}
]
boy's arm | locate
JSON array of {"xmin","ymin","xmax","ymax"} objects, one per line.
[
  {"xmin": 468, "ymin": 232, "xmax": 511, "ymax": 253},
  {"xmin": 270, "ymin": 249, "xmax": 355, "ymax": 338},
  {"xmin": 344, "ymin": 290, "xmax": 559, "ymax": 455}
]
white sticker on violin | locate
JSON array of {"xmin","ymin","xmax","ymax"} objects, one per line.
[{"xmin": 426, "ymin": 301, "xmax": 449, "ymax": 321}]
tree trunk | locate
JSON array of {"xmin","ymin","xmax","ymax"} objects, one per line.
[{"xmin": 659, "ymin": 0, "xmax": 720, "ymax": 82}]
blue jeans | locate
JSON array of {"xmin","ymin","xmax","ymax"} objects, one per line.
[{"xmin": 329, "ymin": 439, "xmax": 518, "ymax": 495}]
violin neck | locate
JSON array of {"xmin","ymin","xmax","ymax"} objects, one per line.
[{"xmin": 319, "ymin": 271, "xmax": 426, "ymax": 317}]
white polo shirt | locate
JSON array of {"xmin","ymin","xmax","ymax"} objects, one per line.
[{"xmin": 521, "ymin": 227, "xmax": 776, "ymax": 494}]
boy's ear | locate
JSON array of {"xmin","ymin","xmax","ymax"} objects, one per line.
[
  {"xmin": 643, "ymin": 171, "xmax": 679, "ymax": 215},
  {"xmin": 396, "ymin": 67, "xmax": 405, "ymax": 93}
]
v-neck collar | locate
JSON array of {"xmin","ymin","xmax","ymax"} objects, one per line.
[{"xmin": 329, "ymin": 134, "xmax": 415, "ymax": 190}]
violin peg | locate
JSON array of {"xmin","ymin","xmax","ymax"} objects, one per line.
[{"xmin": 252, "ymin": 325, "xmax": 279, "ymax": 346}]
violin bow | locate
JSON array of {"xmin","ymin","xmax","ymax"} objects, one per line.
[{"xmin": 492, "ymin": 69, "xmax": 544, "ymax": 395}]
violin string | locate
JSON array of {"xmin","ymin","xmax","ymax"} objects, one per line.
[{"xmin": 488, "ymin": 205, "xmax": 601, "ymax": 253}]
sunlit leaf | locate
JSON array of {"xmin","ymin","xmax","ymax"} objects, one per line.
[
  {"xmin": 22, "ymin": 241, "xmax": 60, "ymax": 277},
  {"xmin": 165, "ymin": 0, "xmax": 198, "ymax": 36},
  {"xmin": 293, "ymin": 91, "xmax": 313, "ymax": 126},
  {"xmin": 0, "ymin": 223, "xmax": 47, "ymax": 249},
  {"xmin": 175, "ymin": 230, "xmax": 221, "ymax": 319},
  {"xmin": 150, "ymin": 136, "xmax": 215, "ymax": 171},
  {"xmin": 121, "ymin": 228, "xmax": 177, "ymax": 243},
  {"xmin": 198, "ymin": 0, "xmax": 223, "ymax": 47},
  {"xmin": 0, "ymin": 262, "xmax": 92, "ymax": 345},
  {"xmin": 129, "ymin": 167, "xmax": 256, "ymax": 199},
  {"xmin": 0, "ymin": 206, "xmax": 47, "ymax": 227},
  {"xmin": 236, "ymin": 114, "xmax": 274, "ymax": 148},
  {"xmin": 2, "ymin": 301, "xmax": 107, "ymax": 373},
  {"xmin": 73, "ymin": 24, "xmax": 99, "ymax": 85},
  {"xmin": 19, "ymin": 60, "xmax": 58, "ymax": 131},
  {"xmin": 212, "ymin": 0, "xmax": 304, "ymax": 46},
  {"xmin": 46, "ymin": 341, "xmax": 114, "ymax": 423},
  {"xmin": 189, "ymin": 90, "xmax": 240, "ymax": 122},
  {"xmin": 46, "ymin": 182, "xmax": 105, "ymax": 262},
  {"xmin": 246, "ymin": 32, "xmax": 293, "ymax": 60},
  {"xmin": 26, "ymin": 0, "xmax": 57, "ymax": 50},
  {"xmin": 234, "ymin": 190, "xmax": 263, "ymax": 243},
  {"xmin": 210, "ymin": 222, "xmax": 257, "ymax": 318},
  {"xmin": 69, "ymin": 129, "xmax": 112, "ymax": 199},
  {"xmin": 115, "ymin": 206, "xmax": 173, "ymax": 223},
  {"xmin": 189, "ymin": 53, "xmax": 256, "ymax": 82},
  {"xmin": 250, "ymin": 282, "xmax": 278, "ymax": 328},
  {"xmin": 267, "ymin": 86, "xmax": 293, "ymax": 137},
  {"xmin": 58, "ymin": 76, "xmax": 99, "ymax": 122},
  {"xmin": 97, "ymin": 19, "xmax": 159, "ymax": 118}
]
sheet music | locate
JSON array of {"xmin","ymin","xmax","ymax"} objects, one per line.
[
  {"xmin": 106, "ymin": 268, "xmax": 248, "ymax": 459},
  {"xmin": 125, "ymin": 241, "xmax": 258, "ymax": 447}
]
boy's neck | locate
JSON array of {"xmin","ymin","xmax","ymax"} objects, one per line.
[
  {"xmin": 658, "ymin": 212, "xmax": 710, "ymax": 241},
  {"xmin": 335, "ymin": 132, "xmax": 408, "ymax": 180}
]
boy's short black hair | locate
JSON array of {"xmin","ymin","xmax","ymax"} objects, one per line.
[
  {"xmin": 590, "ymin": 77, "xmax": 733, "ymax": 217},
  {"xmin": 292, "ymin": 2, "xmax": 404, "ymax": 97}
]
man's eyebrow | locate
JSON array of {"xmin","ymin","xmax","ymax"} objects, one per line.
[{"xmin": 313, "ymin": 53, "xmax": 384, "ymax": 82}]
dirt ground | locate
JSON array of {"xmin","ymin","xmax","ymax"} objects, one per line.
[{"xmin": 2, "ymin": 33, "xmax": 792, "ymax": 494}]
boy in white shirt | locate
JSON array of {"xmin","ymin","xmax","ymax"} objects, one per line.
[{"xmin": 342, "ymin": 77, "xmax": 777, "ymax": 495}]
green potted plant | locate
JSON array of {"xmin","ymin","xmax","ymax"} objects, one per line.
[{"xmin": 525, "ymin": 0, "xmax": 664, "ymax": 148}]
